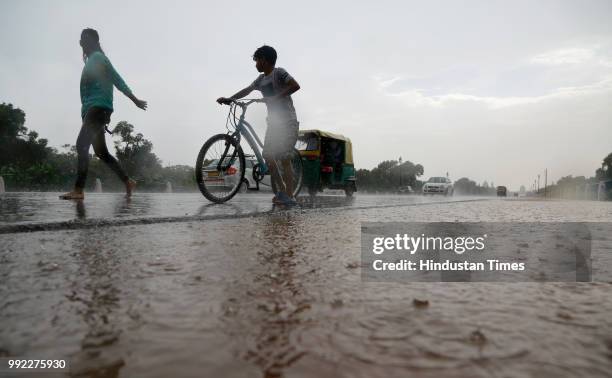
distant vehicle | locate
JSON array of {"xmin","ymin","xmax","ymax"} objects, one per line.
[
  {"xmin": 423, "ymin": 177, "xmax": 453, "ymax": 196},
  {"xmin": 497, "ymin": 186, "xmax": 507, "ymax": 197},
  {"xmin": 398, "ymin": 186, "xmax": 414, "ymax": 194}
]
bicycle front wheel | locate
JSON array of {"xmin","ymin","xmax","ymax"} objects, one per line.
[
  {"xmin": 271, "ymin": 148, "xmax": 303, "ymax": 198},
  {"xmin": 195, "ymin": 134, "xmax": 246, "ymax": 203}
]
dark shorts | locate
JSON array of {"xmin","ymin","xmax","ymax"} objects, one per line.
[
  {"xmin": 83, "ymin": 107, "xmax": 113, "ymax": 125},
  {"xmin": 263, "ymin": 118, "xmax": 299, "ymax": 160}
]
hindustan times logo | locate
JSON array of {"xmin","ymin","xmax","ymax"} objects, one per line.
[{"xmin": 372, "ymin": 234, "xmax": 488, "ymax": 255}]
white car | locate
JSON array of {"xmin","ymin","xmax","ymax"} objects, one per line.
[
  {"xmin": 202, "ymin": 155, "xmax": 272, "ymax": 192},
  {"xmin": 423, "ymin": 176, "xmax": 453, "ymax": 196},
  {"xmin": 243, "ymin": 156, "xmax": 271, "ymax": 191},
  {"xmin": 201, "ymin": 157, "xmax": 243, "ymax": 190},
  {"xmin": 243, "ymin": 157, "xmax": 258, "ymax": 190}
]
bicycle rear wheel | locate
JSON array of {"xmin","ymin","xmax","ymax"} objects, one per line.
[
  {"xmin": 271, "ymin": 148, "xmax": 303, "ymax": 198},
  {"xmin": 195, "ymin": 134, "xmax": 246, "ymax": 203}
]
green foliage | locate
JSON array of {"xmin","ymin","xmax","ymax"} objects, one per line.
[
  {"xmin": 112, "ymin": 121, "xmax": 163, "ymax": 187},
  {"xmin": 545, "ymin": 175, "xmax": 600, "ymax": 199},
  {"xmin": 596, "ymin": 153, "xmax": 612, "ymax": 180},
  {"xmin": 160, "ymin": 165, "xmax": 196, "ymax": 190},
  {"xmin": 0, "ymin": 104, "xmax": 196, "ymax": 192},
  {"xmin": 0, "ymin": 103, "xmax": 51, "ymax": 169},
  {"xmin": 357, "ymin": 159, "xmax": 424, "ymax": 192},
  {"xmin": 0, "ymin": 103, "xmax": 26, "ymax": 140},
  {"xmin": 5, "ymin": 101, "xmax": 612, "ymax": 197},
  {"xmin": 453, "ymin": 177, "xmax": 495, "ymax": 196}
]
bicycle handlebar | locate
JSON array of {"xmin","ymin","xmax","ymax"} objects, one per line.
[
  {"xmin": 227, "ymin": 98, "xmax": 264, "ymax": 107},
  {"xmin": 222, "ymin": 98, "xmax": 263, "ymax": 129}
]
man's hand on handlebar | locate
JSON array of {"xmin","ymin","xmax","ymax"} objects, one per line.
[{"xmin": 216, "ymin": 97, "xmax": 265, "ymax": 106}]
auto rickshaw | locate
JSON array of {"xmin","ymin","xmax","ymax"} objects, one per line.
[{"xmin": 296, "ymin": 129, "xmax": 357, "ymax": 196}]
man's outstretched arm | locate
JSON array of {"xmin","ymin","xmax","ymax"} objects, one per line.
[{"xmin": 217, "ymin": 86, "xmax": 254, "ymax": 105}]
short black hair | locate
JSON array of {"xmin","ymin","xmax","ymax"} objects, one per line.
[
  {"xmin": 81, "ymin": 28, "xmax": 100, "ymax": 43},
  {"xmin": 253, "ymin": 45, "xmax": 277, "ymax": 65}
]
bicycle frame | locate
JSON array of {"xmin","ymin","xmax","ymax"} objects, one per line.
[
  {"xmin": 234, "ymin": 119, "xmax": 269, "ymax": 175},
  {"xmin": 223, "ymin": 101, "xmax": 269, "ymax": 175}
]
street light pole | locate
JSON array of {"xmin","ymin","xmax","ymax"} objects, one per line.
[
  {"xmin": 398, "ymin": 156, "xmax": 402, "ymax": 188},
  {"xmin": 544, "ymin": 169, "xmax": 547, "ymax": 199}
]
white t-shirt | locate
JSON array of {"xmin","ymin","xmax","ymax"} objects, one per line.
[{"xmin": 251, "ymin": 67, "xmax": 297, "ymax": 123}]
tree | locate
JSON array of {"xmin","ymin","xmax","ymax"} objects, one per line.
[
  {"xmin": 454, "ymin": 177, "xmax": 478, "ymax": 195},
  {"xmin": 0, "ymin": 103, "xmax": 26, "ymax": 140},
  {"xmin": 356, "ymin": 158, "xmax": 424, "ymax": 192},
  {"xmin": 112, "ymin": 121, "xmax": 163, "ymax": 186},
  {"xmin": 596, "ymin": 152, "xmax": 612, "ymax": 180},
  {"xmin": 0, "ymin": 103, "xmax": 55, "ymax": 189},
  {"xmin": 0, "ymin": 103, "xmax": 199, "ymax": 191},
  {"xmin": 453, "ymin": 177, "xmax": 495, "ymax": 196},
  {"xmin": 0, "ymin": 103, "xmax": 50, "ymax": 167},
  {"xmin": 396, "ymin": 160, "xmax": 424, "ymax": 187},
  {"xmin": 160, "ymin": 165, "xmax": 195, "ymax": 190}
]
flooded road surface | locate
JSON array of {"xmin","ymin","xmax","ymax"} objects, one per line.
[
  {"xmin": 0, "ymin": 191, "xmax": 483, "ymax": 225},
  {"xmin": 2, "ymin": 193, "xmax": 612, "ymax": 377},
  {"xmin": 0, "ymin": 192, "xmax": 483, "ymax": 233}
]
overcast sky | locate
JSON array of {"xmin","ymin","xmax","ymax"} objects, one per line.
[{"xmin": 1, "ymin": 0, "xmax": 611, "ymax": 190}]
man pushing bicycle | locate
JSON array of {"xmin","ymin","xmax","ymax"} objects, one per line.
[{"xmin": 217, "ymin": 45, "xmax": 301, "ymax": 206}]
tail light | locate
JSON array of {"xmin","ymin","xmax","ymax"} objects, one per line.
[
  {"xmin": 226, "ymin": 166, "xmax": 237, "ymax": 175},
  {"xmin": 321, "ymin": 166, "xmax": 333, "ymax": 173}
]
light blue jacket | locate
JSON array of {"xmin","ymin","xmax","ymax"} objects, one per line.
[{"xmin": 80, "ymin": 51, "xmax": 132, "ymax": 118}]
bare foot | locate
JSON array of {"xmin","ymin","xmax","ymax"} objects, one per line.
[
  {"xmin": 126, "ymin": 179, "xmax": 137, "ymax": 198},
  {"xmin": 59, "ymin": 191, "xmax": 84, "ymax": 200}
]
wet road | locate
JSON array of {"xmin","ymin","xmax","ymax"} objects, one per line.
[
  {"xmin": 1, "ymin": 193, "xmax": 612, "ymax": 377},
  {"xmin": 0, "ymin": 192, "xmax": 484, "ymax": 233}
]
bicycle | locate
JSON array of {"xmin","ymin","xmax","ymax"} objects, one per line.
[{"xmin": 195, "ymin": 99, "xmax": 303, "ymax": 203}]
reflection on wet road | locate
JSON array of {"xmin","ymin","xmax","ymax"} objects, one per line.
[
  {"xmin": 0, "ymin": 192, "xmax": 487, "ymax": 234},
  {"xmin": 2, "ymin": 193, "xmax": 612, "ymax": 377}
]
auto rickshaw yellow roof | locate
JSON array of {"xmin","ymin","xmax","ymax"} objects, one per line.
[
  {"xmin": 299, "ymin": 129, "xmax": 354, "ymax": 165},
  {"xmin": 299, "ymin": 129, "xmax": 351, "ymax": 143}
]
